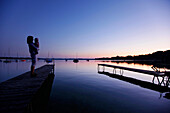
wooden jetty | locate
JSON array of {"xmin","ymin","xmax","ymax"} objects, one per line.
[
  {"xmin": 0, "ymin": 65, "xmax": 55, "ymax": 113},
  {"xmin": 98, "ymin": 64, "xmax": 170, "ymax": 87},
  {"xmin": 98, "ymin": 64, "xmax": 170, "ymax": 99},
  {"xmin": 98, "ymin": 64, "xmax": 170, "ymax": 76}
]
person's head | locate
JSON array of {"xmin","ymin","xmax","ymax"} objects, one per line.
[
  {"xmin": 35, "ymin": 38, "xmax": 39, "ymax": 43},
  {"xmin": 27, "ymin": 36, "xmax": 33, "ymax": 44}
]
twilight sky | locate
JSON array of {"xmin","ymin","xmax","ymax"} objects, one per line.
[{"xmin": 0, "ymin": 0, "xmax": 170, "ymax": 58}]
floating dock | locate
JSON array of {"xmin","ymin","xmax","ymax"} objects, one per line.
[
  {"xmin": 98, "ymin": 64, "xmax": 170, "ymax": 87},
  {"xmin": 98, "ymin": 64, "xmax": 170, "ymax": 99},
  {"xmin": 0, "ymin": 65, "xmax": 55, "ymax": 113},
  {"xmin": 98, "ymin": 64, "xmax": 170, "ymax": 76}
]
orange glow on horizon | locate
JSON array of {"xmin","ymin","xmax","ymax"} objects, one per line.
[{"xmin": 39, "ymin": 48, "xmax": 170, "ymax": 58}]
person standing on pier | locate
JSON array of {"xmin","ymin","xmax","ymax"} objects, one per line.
[{"xmin": 27, "ymin": 36, "xmax": 38, "ymax": 76}]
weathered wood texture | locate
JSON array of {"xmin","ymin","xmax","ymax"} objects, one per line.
[{"xmin": 0, "ymin": 65, "xmax": 54, "ymax": 113}]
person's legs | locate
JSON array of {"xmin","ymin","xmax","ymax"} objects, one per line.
[
  {"xmin": 31, "ymin": 54, "xmax": 36, "ymax": 76},
  {"xmin": 31, "ymin": 65, "xmax": 35, "ymax": 75}
]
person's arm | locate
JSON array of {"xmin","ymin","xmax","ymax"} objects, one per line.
[{"xmin": 30, "ymin": 43, "xmax": 38, "ymax": 51}]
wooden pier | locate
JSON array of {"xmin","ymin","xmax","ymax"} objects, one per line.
[
  {"xmin": 98, "ymin": 64, "xmax": 170, "ymax": 99},
  {"xmin": 98, "ymin": 64, "xmax": 170, "ymax": 76},
  {"xmin": 0, "ymin": 65, "xmax": 55, "ymax": 113},
  {"xmin": 98, "ymin": 64, "xmax": 170, "ymax": 87}
]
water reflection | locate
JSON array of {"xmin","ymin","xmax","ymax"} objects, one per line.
[
  {"xmin": 99, "ymin": 60, "xmax": 170, "ymax": 70},
  {"xmin": 0, "ymin": 61, "xmax": 170, "ymax": 112},
  {"xmin": 0, "ymin": 61, "xmax": 46, "ymax": 83},
  {"xmin": 48, "ymin": 61, "xmax": 170, "ymax": 113},
  {"xmin": 98, "ymin": 71, "xmax": 170, "ymax": 99}
]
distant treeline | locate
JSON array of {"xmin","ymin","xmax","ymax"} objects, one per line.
[
  {"xmin": 96, "ymin": 50, "xmax": 170, "ymax": 63},
  {"xmin": 0, "ymin": 57, "xmax": 31, "ymax": 59}
]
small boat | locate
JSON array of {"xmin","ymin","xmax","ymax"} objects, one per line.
[
  {"xmin": 45, "ymin": 52, "xmax": 53, "ymax": 63},
  {"xmin": 21, "ymin": 59, "xmax": 26, "ymax": 62},
  {"xmin": 3, "ymin": 60, "xmax": 11, "ymax": 63},
  {"xmin": 46, "ymin": 59, "xmax": 52, "ymax": 63},
  {"xmin": 73, "ymin": 53, "xmax": 79, "ymax": 63},
  {"xmin": 73, "ymin": 59, "xmax": 79, "ymax": 63}
]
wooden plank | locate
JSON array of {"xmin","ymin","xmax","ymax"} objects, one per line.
[
  {"xmin": 0, "ymin": 65, "xmax": 54, "ymax": 113},
  {"xmin": 98, "ymin": 64, "xmax": 169, "ymax": 76}
]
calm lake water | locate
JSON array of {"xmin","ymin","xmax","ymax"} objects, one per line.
[{"xmin": 0, "ymin": 60, "xmax": 170, "ymax": 113}]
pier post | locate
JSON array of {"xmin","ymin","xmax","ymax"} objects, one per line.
[{"xmin": 103, "ymin": 66, "xmax": 105, "ymax": 72}]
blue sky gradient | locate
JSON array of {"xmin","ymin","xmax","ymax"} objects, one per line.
[{"xmin": 0, "ymin": 0, "xmax": 170, "ymax": 58}]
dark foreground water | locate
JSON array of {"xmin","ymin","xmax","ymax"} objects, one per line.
[{"xmin": 0, "ymin": 60, "xmax": 169, "ymax": 113}]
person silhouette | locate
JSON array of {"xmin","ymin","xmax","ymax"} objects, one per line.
[{"xmin": 27, "ymin": 36, "xmax": 38, "ymax": 76}]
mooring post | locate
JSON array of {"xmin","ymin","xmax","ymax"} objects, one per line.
[
  {"xmin": 152, "ymin": 76, "xmax": 155, "ymax": 83},
  {"xmin": 157, "ymin": 76, "xmax": 161, "ymax": 85},
  {"xmin": 120, "ymin": 69, "xmax": 123, "ymax": 76},
  {"xmin": 103, "ymin": 66, "xmax": 105, "ymax": 72},
  {"xmin": 166, "ymin": 76, "xmax": 169, "ymax": 86},
  {"xmin": 160, "ymin": 76, "xmax": 165, "ymax": 86},
  {"xmin": 113, "ymin": 68, "xmax": 116, "ymax": 74}
]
